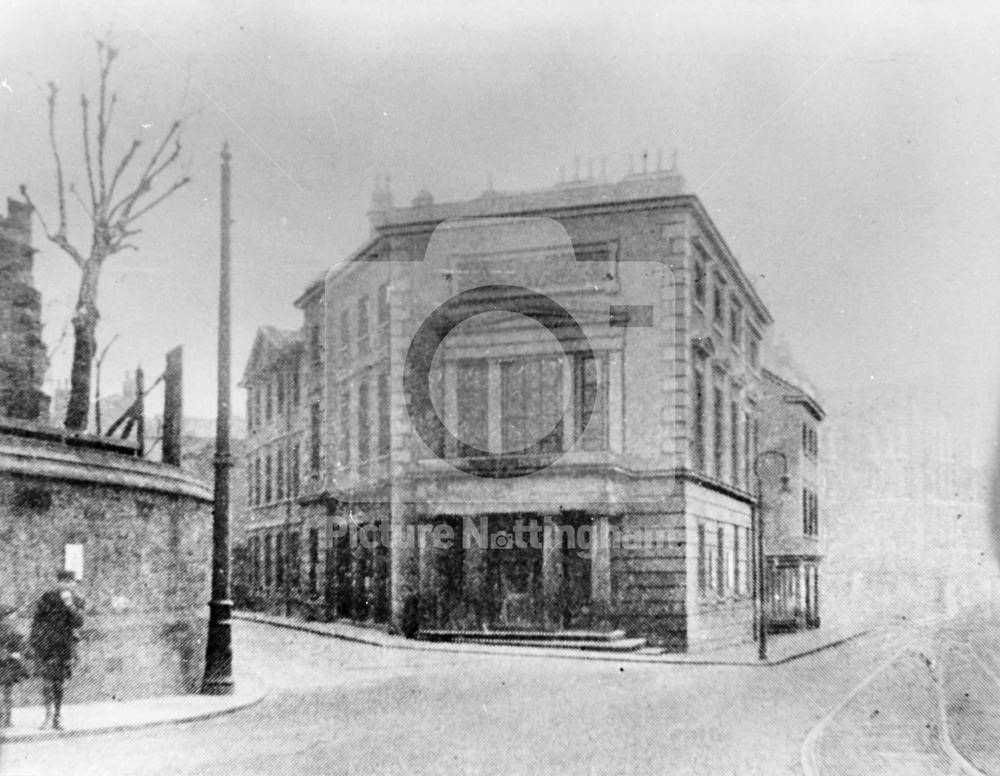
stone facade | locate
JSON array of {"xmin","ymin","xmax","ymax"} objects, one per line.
[
  {"xmin": 239, "ymin": 166, "xmax": 823, "ymax": 651},
  {"xmin": 0, "ymin": 425, "xmax": 212, "ymax": 706},
  {"xmin": 0, "ymin": 197, "xmax": 48, "ymax": 422},
  {"xmin": 757, "ymin": 369, "xmax": 824, "ymax": 632}
]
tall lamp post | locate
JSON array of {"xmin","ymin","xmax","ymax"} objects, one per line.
[
  {"xmin": 752, "ymin": 449, "xmax": 790, "ymax": 661},
  {"xmin": 202, "ymin": 141, "xmax": 235, "ymax": 695}
]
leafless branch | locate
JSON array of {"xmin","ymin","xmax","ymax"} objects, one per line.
[
  {"xmin": 46, "ymin": 82, "xmax": 69, "ymax": 239},
  {"xmin": 46, "ymin": 316, "xmax": 72, "ymax": 361},
  {"xmin": 19, "ymin": 185, "xmax": 85, "ymax": 268},
  {"xmin": 96, "ymin": 41, "xmax": 119, "ymax": 202},
  {"xmin": 124, "ymin": 176, "xmax": 191, "ymax": 225},
  {"xmin": 137, "ymin": 121, "xmax": 181, "ymax": 186},
  {"xmin": 80, "ymin": 96, "xmax": 97, "ymax": 212},
  {"xmin": 108, "ymin": 122, "xmax": 182, "ymax": 223},
  {"xmin": 107, "ymin": 138, "xmax": 142, "ymax": 203},
  {"xmin": 69, "ymin": 183, "xmax": 96, "ymax": 224},
  {"xmin": 96, "ymin": 333, "xmax": 120, "ymax": 367}
]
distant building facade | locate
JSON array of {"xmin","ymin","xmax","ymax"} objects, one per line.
[
  {"xmin": 758, "ymin": 369, "xmax": 824, "ymax": 631},
  {"xmin": 821, "ymin": 385, "xmax": 997, "ymax": 624},
  {"xmin": 239, "ymin": 166, "xmax": 823, "ymax": 650},
  {"xmin": 0, "ymin": 197, "xmax": 48, "ymax": 422}
]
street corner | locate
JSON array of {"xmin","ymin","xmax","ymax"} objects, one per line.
[{"xmin": 0, "ymin": 674, "xmax": 267, "ymax": 744}]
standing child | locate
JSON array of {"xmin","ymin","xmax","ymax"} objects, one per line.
[{"xmin": 0, "ymin": 605, "xmax": 28, "ymax": 728}]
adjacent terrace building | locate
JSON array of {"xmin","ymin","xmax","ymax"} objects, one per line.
[{"xmin": 240, "ymin": 162, "xmax": 824, "ymax": 651}]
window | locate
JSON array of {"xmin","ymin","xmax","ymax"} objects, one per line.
[
  {"xmin": 309, "ymin": 402, "xmax": 321, "ymax": 474},
  {"xmin": 377, "ymin": 372, "xmax": 390, "ymax": 456},
  {"xmin": 734, "ymin": 527, "xmax": 742, "ymax": 595},
  {"xmin": 743, "ymin": 411, "xmax": 752, "ymax": 488},
  {"xmin": 574, "ymin": 353, "xmax": 607, "ymax": 451},
  {"xmin": 730, "ymin": 299, "xmax": 742, "ymax": 346},
  {"xmin": 697, "ymin": 523, "xmax": 707, "ymax": 596},
  {"xmin": 803, "ymin": 489, "xmax": 820, "ymax": 536},
  {"xmin": 288, "ymin": 532, "xmax": 300, "ymax": 590},
  {"xmin": 456, "ymin": 360, "xmax": 488, "ymax": 456},
  {"xmin": 501, "ymin": 356, "xmax": 563, "ymax": 454},
  {"xmin": 308, "ymin": 528, "xmax": 319, "ymax": 595},
  {"xmin": 276, "ymin": 448, "xmax": 285, "ymax": 501},
  {"xmin": 264, "ymin": 453, "xmax": 273, "ymax": 503},
  {"xmin": 716, "ymin": 525, "xmax": 726, "ymax": 593},
  {"xmin": 339, "ymin": 386, "xmax": 351, "ymax": 467},
  {"xmin": 730, "ymin": 399, "xmax": 740, "ymax": 488},
  {"xmin": 692, "ymin": 353, "xmax": 706, "ymax": 472},
  {"xmin": 377, "ymin": 284, "xmax": 390, "ymax": 328},
  {"xmin": 741, "ymin": 527, "xmax": 750, "ymax": 594},
  {"xmin": 291, "ymin": 442, "xmax": 300, "ymax": 498},
  {"xmin": 358, "ymin": 378, "xmax": 370, "ymax": 462},
  {"xmin": 310, "ymin": 324, "xmax": 322, "ymax": 366},
  {"xmin": 250, "ymin": 536, "xmax": 260, "ymax": 588},
  {"xmin": 748, "ymin": 330, "xmax": 761, "ymax": 369},
  {"xmin": 275, "ymin": 533, "xmax": 285, "ymax": 587},
  {"xmin": 358, "ymin": 295, "xmax": 370, "ymax": 351},
  {"xmin": 264, "ymin": 534, "xmax": 273, "ymax": 587},
  {"xmin": 277, "ymin": 373, "xmax": 285, "ymax": 415},
  {"xmin": 693, "ymin": 249, "xmax": 707, "ymax": 308},
  {"xmin": 803, "ymin": 426, "xmax": 819, "ymax": 458},
  {"xmin": 713, "ymin": 275, "xmax": 726, "ymax": 329},
  {"xmin": 265, "ymin": 381, "xmax": 273, "ymax": 422},
  {"xmin": 340, "ymin": 309, "xmax": 351, "ymax": 361},
  {"xmin": 291, "ymin": 367, "xmax": 300, "ymax": 409},
  {"xmin": 246, "ymin": 388, "xmax": 254, "ymax": 432},
  {"xmin": 712, "ymin": 375, "xmax": 724, "ymax": 479}
]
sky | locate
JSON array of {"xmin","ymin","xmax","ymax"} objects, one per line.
[{"xmin": 1, "ymin": 0, "xmax": 999, "ymax": 442}]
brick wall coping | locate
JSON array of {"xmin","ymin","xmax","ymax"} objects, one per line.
[{"xmin": 0, "ymin": 430, "xmax": 212, "ymax": 502}]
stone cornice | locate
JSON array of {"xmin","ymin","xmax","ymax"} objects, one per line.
[{"xmin": 0, "ymin": 435, "xmax": 211, "ymax": 502}]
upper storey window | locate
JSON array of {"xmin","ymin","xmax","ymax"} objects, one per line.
[
  {"xmin": 729, "ymin": 299, "xmax": 742, "ymax": 348},
  {"xmin": 310, "ymin": 324, "xmax": 322, "ymax": 366},
  {"xmin": 358, "ymin": 296, "xmax": 370, "ymax": 351},
  {"xmin": 501, "ymin": 356, "xmax": 563, "ymax": 455},
  {"xmin": 339, "ymin": 309, "xmax": 351, "ymax": 361},
  {"xmin": 693, "ymin": 249, "xmax": 707, "ymax": 309},
  {"xmin": 712, "ymin": 274, "xmax": 726, "ymax": 331},
  {"xmin": 747, "ymin": 328, "xmax": 761, "ymax": 369},
  {"xmin": 377, "ymin": 284, "xmax": 390, "ymax": 329}
]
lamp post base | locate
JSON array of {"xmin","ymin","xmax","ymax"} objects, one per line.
[{"xmin": 201, "ymin": 598, "xmax": 234, "ymax": 695}]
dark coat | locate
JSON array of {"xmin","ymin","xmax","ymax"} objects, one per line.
[
  {"xmin": 30, "ymin": 591, "xmax": 84, "ymax": 681},
  {"xmin": 0, "ymin": 619, "xmax": 27, "ymax": 686}
]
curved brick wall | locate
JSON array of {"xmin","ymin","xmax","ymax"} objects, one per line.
[{"xmin": 0, "ymin": 430, "xmax": 213, "ymax": 705}]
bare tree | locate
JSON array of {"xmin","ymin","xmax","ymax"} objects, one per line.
[{"xmin": 21, "ymin": 39, "xmax": 191, "ymax": 431}]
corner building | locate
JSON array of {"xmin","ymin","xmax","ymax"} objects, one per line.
[{"xmin": 242, "ymin": 166, "xmax": 823, "ymax": 651}]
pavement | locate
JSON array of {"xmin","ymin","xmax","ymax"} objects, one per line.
[
  {"xmin": 233, "ymin": 609, "xmax": 870, "ymax": 666},
  {"xmin": 0, "ymin": 675, "xmax": 265, "ymax": 743},
  {"xmin": 0, "ymin": 611, "xmax": 866, "ymax": 753}
]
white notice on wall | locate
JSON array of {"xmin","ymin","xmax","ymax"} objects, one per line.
[{"xmin": 64, "ymin": 543, "xmax": 84, "ymax": 581}]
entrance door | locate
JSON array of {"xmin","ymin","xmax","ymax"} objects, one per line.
[{"xmin": 485, "ymin": 516, "xmax": 543, "ymax": 628}]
